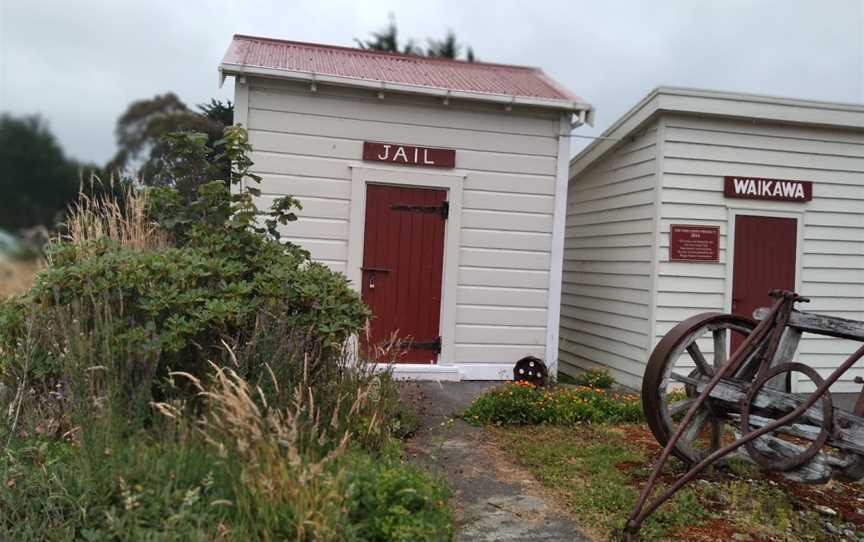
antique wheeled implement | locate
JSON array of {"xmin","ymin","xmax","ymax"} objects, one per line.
[{"xmin": 624, "ymin": 290, "xmax": 864, "ymax": 540}]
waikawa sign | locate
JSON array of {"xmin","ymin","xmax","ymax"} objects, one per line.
[{"xmin": 724, "ymin": 176, "xmax": 812, "ymax": 202}]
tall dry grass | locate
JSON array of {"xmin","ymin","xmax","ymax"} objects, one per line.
[
  {"xmin": 154, "ymin": 357, "xmax": 378, "ymax": 541},
  {"xmin": 3, "ymin": 181, "xmax": 164, "ymax": 299},
  {"xmin": 54, "ymin": 182, "xmax": 170, "ymax": 260}
]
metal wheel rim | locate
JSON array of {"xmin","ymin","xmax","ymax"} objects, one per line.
[
  {"xmin": 642, "ymin": 313, "xmax": 757, "ymax": 465},
  {"xmin": 740, "ymin": 362, "xmax": 833, "ymax": 472}
]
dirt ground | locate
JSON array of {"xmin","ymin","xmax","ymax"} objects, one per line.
[{"xmin": 0, "ymin": 259, "xmax": 40, "ymax": 298}]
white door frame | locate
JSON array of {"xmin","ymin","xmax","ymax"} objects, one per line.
[{"xmin": 347, "ymin": 164, "xmax": 465, "ymax": 379}]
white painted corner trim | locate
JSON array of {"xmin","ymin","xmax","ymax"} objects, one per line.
[
  {"xmin": 545, "ymin": 115, "xmax": 571, "ymax": 377},
  {"xmin": 347, "ymin": 164, "xmax": 465, "ymax": 367},
  {"xmin": 646, "ymin": 117, "xmax": 667, "ymax": 364},
  {"xmin": 233, "ymin": 78, "xmax": 250, "ymax": 128}
]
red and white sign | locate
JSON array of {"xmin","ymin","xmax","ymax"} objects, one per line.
[
  {"xmin": 724, "ymin": 176, "xmax": 812, "ymax": 202},
  {"xmin": 669, "ymin": 225, "xmax": 720, "ymax": 262},
  {"xmin": 363, "ymin": 142, "xmax": 455, "ymax": 169}
]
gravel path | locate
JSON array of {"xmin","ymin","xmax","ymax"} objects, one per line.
[{"xmin": 402, "ymin": 381, "xmax": 593, "ymax": 542}]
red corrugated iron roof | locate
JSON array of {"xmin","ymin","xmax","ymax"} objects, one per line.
[{"xmin": 221, "ymin": 34, "xmax": 589, "ymax": 111}]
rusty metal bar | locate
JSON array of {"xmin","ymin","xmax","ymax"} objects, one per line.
[
  {"xmin": 625, "ymin": 341, "xmax": 864, "ymax": 538},
  {"xmin": 624, "ymin": 292, "xmax": 795, "ymax": 538}
]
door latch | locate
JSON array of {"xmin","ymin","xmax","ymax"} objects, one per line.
[{"xmin": 361, "ymin": 267, "xmax": 390, "ymax": 290}]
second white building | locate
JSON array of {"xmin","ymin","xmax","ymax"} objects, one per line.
[{"xmin": 560, "ymin": 87, "xmax": 864, "ymax": 393}]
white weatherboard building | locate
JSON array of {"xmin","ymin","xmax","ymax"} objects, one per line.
[
  {"xmin": 560, "ymin": 87, "xmax": 864, "ymax": 393},
  {"xmin": 220, "ymin": 35, "xmax": 593, "ymax": 380}
]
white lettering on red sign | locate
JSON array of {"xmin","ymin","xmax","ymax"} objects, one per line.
[
  {"xmin": 363, "ymin": 142, "xmax": 455, "ymax": 168},
  {"xmin": 731, "ymin": 178, "xmax": 804, "ymax": 199},
  {"xmin": 375, "ymin": 144, "xmax": 437, "ymax": 165},
  {"xmin": 723, "ymin": 176, "xmax": 812, "ymax": 202}
]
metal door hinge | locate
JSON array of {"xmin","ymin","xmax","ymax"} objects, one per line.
[
  {"xmin": 412, "ymin": 336, "xmax": 441, "ymax": 353},
  {"xmin": 390, "ymin": 201, "xmax": 449, "ymax": 220}
]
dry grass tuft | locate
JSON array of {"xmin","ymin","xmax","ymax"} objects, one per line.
[
  {"xmin": 155, "ymin": 355, "xmax": 379, "ymax": 540},
  {"xmin": 56, "ymin": 180, "xmax": 169, "ymax": 259}
]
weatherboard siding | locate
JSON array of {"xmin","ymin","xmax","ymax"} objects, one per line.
[
  {"xmin": 559, "ymin": 121, "xmax": 659, "ymax": 388},
  {"xmin": 654, "ymin": 114, "xmax": 864, "ymax": 392},
  {"xmin": 244, "ymin": 77, "xmax": 564, "ymax": 365}
]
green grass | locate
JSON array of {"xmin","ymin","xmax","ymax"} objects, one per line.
[
  {"xmin": 488, "ymin": 425, "xmax": 838, "ymax": 541},
  {"xmin": 489, "ymin": 425, "xmax": 704, "ymax": 540},
  {"xmin": 1, "ymin": 429, "xmax": 453, "ymax": 541}
]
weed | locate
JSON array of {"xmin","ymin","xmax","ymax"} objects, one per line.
[
  {"xmin": 564, "ymin": 368, "xmax": 616, "ymax": 389},
  {"xmin": 1, "ymin": 327, "xmax": 452, "ymax": 541},
  {"xmin": 344, "ymin": 453, "xmax": 452, "ymax": 542}
]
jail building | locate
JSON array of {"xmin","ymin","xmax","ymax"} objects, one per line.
[{"xmin": 220, "ymin": 34, "xmax": 593, "ymax": 380}]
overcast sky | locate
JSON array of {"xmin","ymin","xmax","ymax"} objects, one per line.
[{"xmin": 2, "ymin": 0, "xmax": 862, "ymax": 164}]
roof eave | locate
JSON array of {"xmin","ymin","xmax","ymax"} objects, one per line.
[
  {"xmin": 219, "ymin": 63, "xmax": 594, "ymax": 114},
  {"xmin": 569, "ymin": 86, "xmax": 864, "ymax": 179}
]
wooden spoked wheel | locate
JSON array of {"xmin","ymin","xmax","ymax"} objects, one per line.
[{"xmin": 642, "ymin": 313, "xmax": 757, "ymax": 465}]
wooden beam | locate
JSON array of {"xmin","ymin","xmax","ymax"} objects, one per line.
[
  {"xmin": 767, "ymin": 327, "xmax": 801, "ymax": 391},
  {"xmin": 671, "ymin": 373, "xmax": 864, "ymax": 456},
  {"xmin": 729, "ymin": 431, "xmax": 842, "ymax": 484},
  {"xmin": 754, "ymin": 308, "xmax": 864, "ymax": 342}
]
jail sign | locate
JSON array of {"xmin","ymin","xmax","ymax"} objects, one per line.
[
  {"xmin": 363, "ymin": 141, "xmax": 456, "ymax": 168},
  {"xmin": 724, "ymin": 176, "xmax": 813, "ymax": 202}
]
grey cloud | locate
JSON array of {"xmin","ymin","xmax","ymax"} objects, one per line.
[{"xmin": 1, "ymin": 0, "xmax": 861, "ymax": 163}]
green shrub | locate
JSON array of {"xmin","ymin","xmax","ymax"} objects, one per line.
[
  {"xmin": 26, "ymin": 239, "xmax": 365, "ymax": 372},
  {"xmin": 464, "ymin": 381, "xmax": 643, "ymax": 426},
  {"xmin": 0, "ymin": 126, "xmax": 369, "ymax": 401}
]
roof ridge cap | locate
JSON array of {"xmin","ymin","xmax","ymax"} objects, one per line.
[{"xmin": 231, "ymin": 33, "xmax": 542, "ymax": 72}]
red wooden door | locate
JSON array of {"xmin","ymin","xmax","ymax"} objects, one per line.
[
  {"xmin": 361, "ymin": 184, "xmax": 447, "ymax": 363},
  {"xmin": 731, "ymin": 215, "xmax": 797, "ymax": 351}
]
